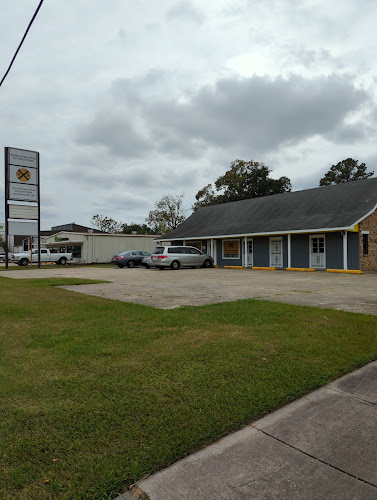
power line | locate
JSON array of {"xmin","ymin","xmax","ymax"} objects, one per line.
[{"xmin": 0, "ymin": 0, "xmax": 45, "ymax": 88}]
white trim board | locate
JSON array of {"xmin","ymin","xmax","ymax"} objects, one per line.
[{"xmin": 157, "ymin": 226, "xmax": 359, "ymax": 242}]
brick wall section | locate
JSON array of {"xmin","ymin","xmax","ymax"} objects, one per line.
[{"xmin": 359, "ymin": 208, "xmax": 377, "ymax": 270}]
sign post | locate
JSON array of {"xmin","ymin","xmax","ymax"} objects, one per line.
[{"xmin": 4, "ymin": 147, "xmax": 40, "ymax": 269}]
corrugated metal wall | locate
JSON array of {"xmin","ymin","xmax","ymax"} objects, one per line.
[
  {"xmin": 45, "ymin": 232, "xmax": 158, "ymax": 263},
  {"xmin": 87, "ymin": 235, "xmax": 157, "ymax": 263}
]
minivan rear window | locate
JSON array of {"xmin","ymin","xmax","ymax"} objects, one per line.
[
  {"xmin": 168, "ymin": 247, "xmax": 183, "ymax": 254},
  {"xmin": 153, "ymin": 247, "xmax": 165, "ymax": 254}
]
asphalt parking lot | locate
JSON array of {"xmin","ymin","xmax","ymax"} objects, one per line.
[{"xmin": 1, "ymin": 266, "xmax": 376, "ymax": 314}]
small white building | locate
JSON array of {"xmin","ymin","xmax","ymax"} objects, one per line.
[{"xmin": 43, "ymin": 231, "xmax": 158, "ymax": 264}]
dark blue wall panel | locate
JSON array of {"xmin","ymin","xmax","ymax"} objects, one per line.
[
  {"xmin": 326, "ymin": 232, "xmax": 343, "ymax": 269},
  {"xmin": 347, "ymin": 232, "xmax": 360, "ymax": 270},
  {"xmin": 291, "ymin": 234, "xmax": 309, "ymax": 268},
  {"xmin": 253, "ymin": 237, "xmax": 270, "ymax": 267}
]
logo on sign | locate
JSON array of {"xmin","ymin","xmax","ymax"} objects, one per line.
[{"xmin": 16, "ymin": 168, "xmax": 31, "ymax": 182}]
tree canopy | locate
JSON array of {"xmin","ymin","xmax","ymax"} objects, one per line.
[
  {"xmin": 319, "ymin": 158, "xmax": 374, "ymax": 186},
  {"xmin": 91, "ymin": 215, "xmax": 157, "ymax": 234},
  {"xmin": 0, "ymin": 235, "xmax": 7, "ymax": 253},
  {"xmin": 90, "ymin": 215, "xmax": 123, "ymax": 233},
  {"xmin": 122, "ymin": 223, "xmax": 157, "ymax": 235},
  {"xmin": 145, "ymin": 194, "xmax": 187, "ymax": 234},
  {"xmin": 193, "ymin": 160, "xmax": 291, "ymax": 210}
]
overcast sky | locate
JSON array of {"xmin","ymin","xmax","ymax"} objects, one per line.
[{"xmin": 1, "ymin": 0, "xmax": 377, "ymax": 229}]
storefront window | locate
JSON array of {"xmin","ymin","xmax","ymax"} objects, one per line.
[
  {"xmin": 223, "ymin": 239, "xmax": 240, "ymax": 258},
  {"xmin": 186, "ymin": 241, "xmax": 202, "ymax": 251},
  {"xmin": 67, "ymin": 245, "xmax": 82, "ymax": 258}
]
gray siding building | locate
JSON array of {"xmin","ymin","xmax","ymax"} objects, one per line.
[{"xmin": 158, "ymin": 178, "xmax": 377, "ymax": 272}]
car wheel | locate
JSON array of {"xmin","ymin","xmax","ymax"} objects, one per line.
[
  {"xmin": 203, "ymin": 259, "xmax": 212, "ymax": 268},
  {"xmin": 127, "ymin": 260, "xmax": 135, "ymax": 268},
  {"xmin": 20, "ymin": 258, "xmax": 29, "ymax": 266},
  {"xmin": 117, "ymin": 264, "xmax": 124, "ymax": 268},
  {"xmin": 170, "ymin": 260, "xmax": 180, "ymax": 270},
  {"xmin": 58, "ymin": 257, "xmax": 67, "ymax": 265}
]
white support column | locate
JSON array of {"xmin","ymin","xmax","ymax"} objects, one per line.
[
  {"xmin": 287, "ymin": 234, "xmax": 291, "ymax": 268},
  {"xmin": 210, "ymin": 239, "xmax": 214, "ymax": 258},
  {"xmin": 343, "ymin": 231, "xmax": 348, "ymax": 270},
  {"xmin": 214, "ymin": 240, "xmax": 218, "ymax": 266},
  {"xmin": 244, "ymin": 237, "xmax": 248, "ymax": 268}
]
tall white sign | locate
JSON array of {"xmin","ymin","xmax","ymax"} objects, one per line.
[
  {"xmin": 7, "ymin": 148, "xmax": 39, "ymax": 203},
  {"xmin": 4, "ymin": 147, "xmax": 41, "ymax": 267}
]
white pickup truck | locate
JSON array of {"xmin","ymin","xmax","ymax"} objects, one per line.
[{"xmin": 13, "ymin": 248, "xmax": 73, "ymax": 266}]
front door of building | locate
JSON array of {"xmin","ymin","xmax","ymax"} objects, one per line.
[
  {"xmin": 310, "ymin": 235, "xmax": 325, "ymax": 268},
  {"xmin": 247, "ymin": 238, "xmax": 253, "ymax": 266},
  {"xmin": 270, "ymin": 237, "xmax": 283, "ymax": 267}
]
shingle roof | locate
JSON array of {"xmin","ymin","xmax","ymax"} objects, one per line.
[{"xmin": 162, "ymin": 177, "xmax": 377, "ymax": 240}]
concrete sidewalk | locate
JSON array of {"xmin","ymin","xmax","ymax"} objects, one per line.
[{"xmin": 120, "ymin": 361, "xmax": 377, "ymax": 500}]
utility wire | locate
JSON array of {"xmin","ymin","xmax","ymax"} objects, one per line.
[{"xmin": 0, "ymin": 0, "xmax": 45, "ymax": 88}]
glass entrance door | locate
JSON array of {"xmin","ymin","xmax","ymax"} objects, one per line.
[
  {"xmin": 310, "ymin": 235, "xmax": 325, "ymax": 268},
  {"xmin": 270, "ymin": 237, "xmax": 283, "ymax": 267},
  {"xmin": 247, "ymin": 238, "xmax": 253, "ymax": 266}
]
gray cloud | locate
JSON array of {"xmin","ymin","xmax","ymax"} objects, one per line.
[
  {"xmin": 166, "ymin": 1, "xmax": 205, "ymax": 24},
  {"xmin": 154, "ymin": 74, "xmax": 369, "ymax": 151},
  {"xmin": 76, "ymin": 73, "xmax": 371, "ymax": 161},
  {"xmin": 76, "ymin": 110, "xmax": 152, "ymax": 158}
]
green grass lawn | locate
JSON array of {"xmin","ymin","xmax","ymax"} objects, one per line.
[{"xmin": 1, "ymin": 276, "xmax": 376, "ymax": 499}]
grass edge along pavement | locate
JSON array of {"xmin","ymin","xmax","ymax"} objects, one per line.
[{"xmin": 0, "ymin": 276, "xmax": 376, "ymax": 499}]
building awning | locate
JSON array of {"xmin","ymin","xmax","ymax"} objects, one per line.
[{"xmin": 45, "ymin": 240, "xmax": 85, "ymax": 245}]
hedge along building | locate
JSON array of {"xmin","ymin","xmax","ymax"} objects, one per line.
[{"xmin": 157, "ymin": 177, "xmax": 377, "ymax": 272}]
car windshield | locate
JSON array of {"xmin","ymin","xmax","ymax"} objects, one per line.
[{"xmin": 153, "ymin": 247, "xmax": 165, "ymax": 254}]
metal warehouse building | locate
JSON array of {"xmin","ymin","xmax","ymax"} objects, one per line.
[{"xmin": 43, "ymin": 231, "xmax": 157, "ymax": 264}]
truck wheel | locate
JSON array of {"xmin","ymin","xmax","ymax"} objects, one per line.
[
  {"xmin": 58, "ymin": 257, "xmax": 67, "ymax": 265},
  {"xmin": 20, "ymin": 258, "xmax": 29, "ymax": 266}
]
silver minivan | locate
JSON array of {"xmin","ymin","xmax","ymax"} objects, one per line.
[{"xmin": 150, "ymin": 246, "xmax": 214, "ymax": 270}]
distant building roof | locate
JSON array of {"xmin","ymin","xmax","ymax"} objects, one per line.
[
  {"xmin": 161, "ymin": 177, "xmax": 377, "ymax": 240},
  {"xmin": 50, "ymin": 223, "xmax": 102, "ymax": 233}
]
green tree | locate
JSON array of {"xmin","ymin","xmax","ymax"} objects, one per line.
[
  {"xmin": 193, "ymin": 160, "xmax": 291, "ymax": 210},
  {"xmin": 319, "ymin": 158, "xmax": 374, "ymax": 186},
  {"xmin": 90, "ymin": 215, "xmax": 123, "ymax": 233},
  {"xmin": 192, "ymin": 184, "xmax": 219, "ymax": 211},
  {"xmin": 0, "ymin": 235, "xmax": 7, "ymax": 253},
  {"xmin": 146, "ymin": 194, "xmax": 187, "ymax": 234},
  {"xmin": 122, "ymin": 223, "xmax": 157, "ymax": 235}
]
